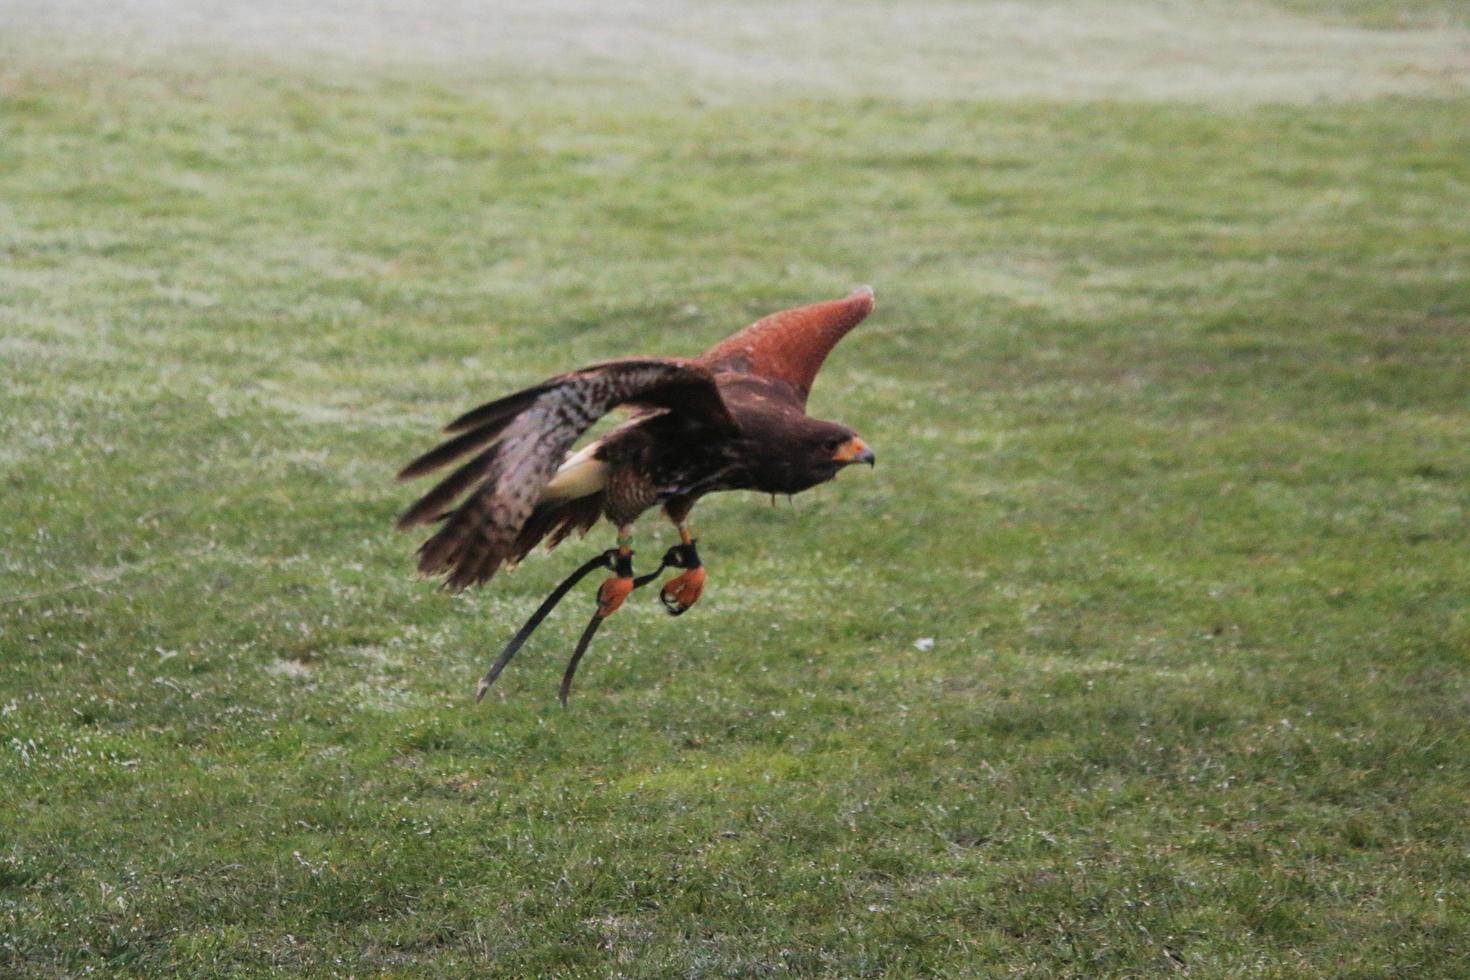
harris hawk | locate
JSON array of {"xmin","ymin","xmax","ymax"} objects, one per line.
[{"xmin": 397, "ymin": 286, "xmax": 877, "ymax": 701}]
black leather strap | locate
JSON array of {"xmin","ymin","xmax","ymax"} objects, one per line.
[
  {"xmin": 475, "ymin": 549, "xmax": 620, "ymax": 702},
  {"xmin": 476, "ymin": 539, "xmax": 706, "ymax": 704}
]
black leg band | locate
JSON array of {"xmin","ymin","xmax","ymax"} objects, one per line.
[{"xmin": 632, "ymin": 539, "xmax": 700, "ymax": 588}]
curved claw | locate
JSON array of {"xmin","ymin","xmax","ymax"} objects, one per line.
[
  {"xmin": 596, "ymin": 575, "xmax": 635, "ymax": 618},
  {"xmin": 659, "ymin": 566, "xmax": 706, "ymax": 616}
]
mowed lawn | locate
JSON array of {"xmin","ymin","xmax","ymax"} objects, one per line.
[{"xmin": 3, "ymin": 13, "xmax": 1469, "ymax": 977}]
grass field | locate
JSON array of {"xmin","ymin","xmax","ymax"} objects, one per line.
[{"xmin": 3, "ymin": 1, "xmax": 1469, "ymax": 974}]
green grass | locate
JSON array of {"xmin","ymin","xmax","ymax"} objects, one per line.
[
  {"xmin": 3, "ymin": 26, "xmax": 1470, "ymax": 978},
  {"xmin": 1267, "ymin": 0, "xmax": 1470, "ymax": 27}
]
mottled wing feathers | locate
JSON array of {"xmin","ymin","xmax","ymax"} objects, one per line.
[
  {"xmin": 399, "ymin": 359, "xmax": 731, "ymax": 591},
  {"xmin": 396, "ymin": 442, "xmax": 500, "ymax": 530},
  {"xmin": 442, "ymin": 382, "xmax": 557, "ymax": 434},
  {"xmin": 697, "ymin": 286, "xmax": 874, "ymax": 404}
]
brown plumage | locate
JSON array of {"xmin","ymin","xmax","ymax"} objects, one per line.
[{"xmin": 398, "ymin": 286, "xmax": 878, "ymax": 594}]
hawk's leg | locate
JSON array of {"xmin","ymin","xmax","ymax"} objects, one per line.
[
  {"xmin": 594, "ymin": 526, "xmax": 637, "ymax": 619},
  {"xmin": 659, "ymin": 521, "xmax": 706, "ymax": 616}
]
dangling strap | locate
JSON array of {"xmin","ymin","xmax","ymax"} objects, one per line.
[
  {"xmin": 560, "ymin": 542, "xmax": 701, "ymax": 705},
  {"xmin": 475, "ymin": 549, "xmax": 618, "ymax": 701},
  {"xmin": 559, "ymin": 614, "xmax": 605, "ymax": 706},
  {"xmin": 477, "ymin": 541, "xmax": 705, "ymax": 705}
]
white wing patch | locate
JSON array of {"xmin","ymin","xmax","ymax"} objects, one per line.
[{"xmin": 541, "ymin": 441, "xmax": 609, "ymax": 502}]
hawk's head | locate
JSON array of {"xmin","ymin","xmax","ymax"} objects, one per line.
[{"xmin": 770, "ymin": 417, "xmax": 875, "ymax": 494}]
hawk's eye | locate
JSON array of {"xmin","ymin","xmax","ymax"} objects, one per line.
[{"xmin": 825, "ymin": 436, "xmax": 846, "ymax": 452}]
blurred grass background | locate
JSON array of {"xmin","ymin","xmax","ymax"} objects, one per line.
[{"xmin": 2, "ymin": 1, "xmax": 1468, "ymax": 974}]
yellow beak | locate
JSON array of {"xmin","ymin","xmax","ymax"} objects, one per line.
[{"xmin": 833, "ymin": 436, "xmax": 876, "ymax": 466}]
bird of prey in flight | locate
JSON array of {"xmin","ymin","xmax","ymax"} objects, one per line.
[{"xmin": 397, "ymin": 286, "xmax": 878, "ymax": 701}]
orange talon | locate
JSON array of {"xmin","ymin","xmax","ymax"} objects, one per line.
[
  {"xmin": 596, "ymin": 575, "xmax": 635, "ymax": 618},
  {"xmin": 660, "ymin": 566, "xmax": 706, "ymax": 616}
]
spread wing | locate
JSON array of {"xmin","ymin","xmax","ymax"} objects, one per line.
[
  {"xmin": 696, "ymin": 286, "xmax": 874, "ymax": 405},
  {"xmin": 398, "ymin": 359, "xmax": 735, "ymax": 591}
]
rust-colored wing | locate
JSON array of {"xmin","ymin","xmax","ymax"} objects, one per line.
[
  {"xmin": 397, "ymin": 359, "xmax": 734, "ymax": 591},
  {"xmin": 696, "ymin": 286, "xmax": 874, "ymax": 404}
]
